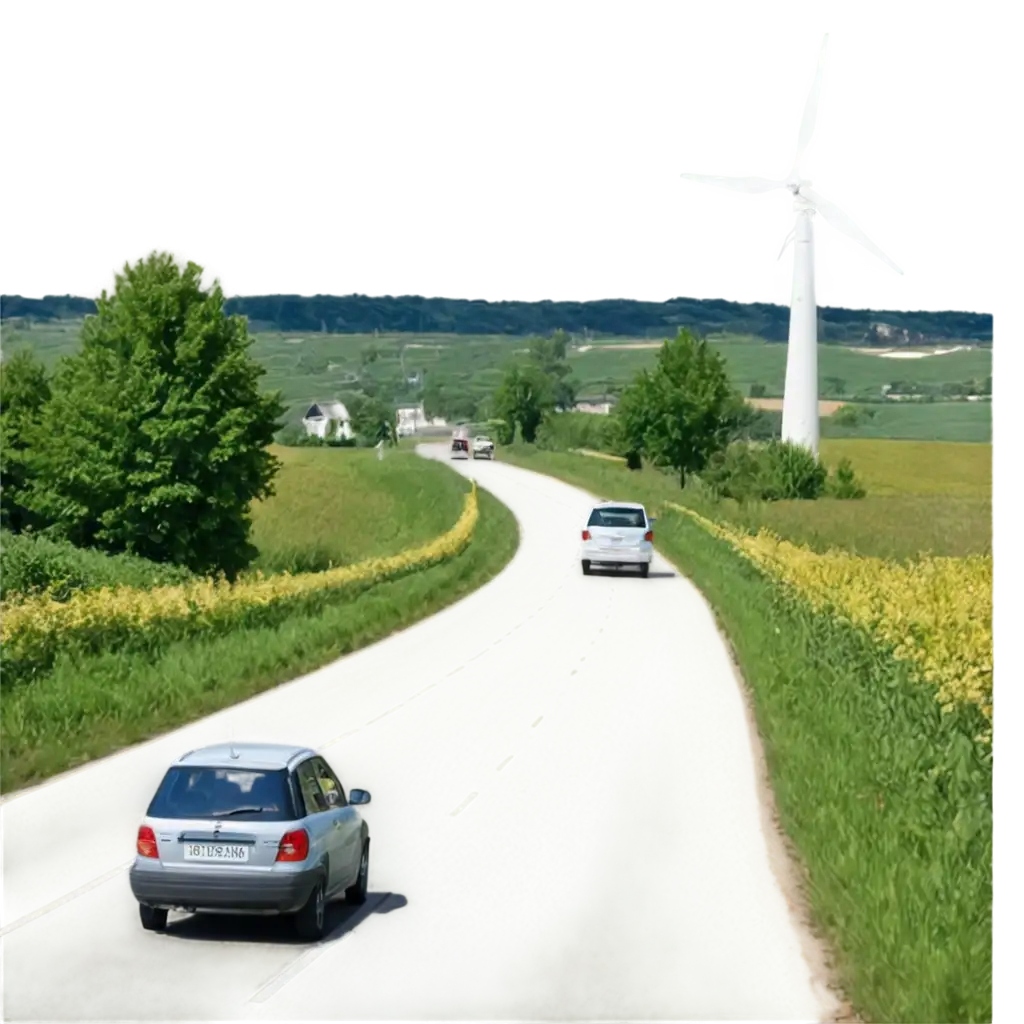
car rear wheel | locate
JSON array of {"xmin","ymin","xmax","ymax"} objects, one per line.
[
  {"xmin": 346, "ymin": 841, "xmax": 370, "ymax": 905},
  {"xmin": 295, "ymin": 876, "xmax": 327, "ymax": 940},
  {"xmin": 581, "ymin": 560, "xmax": 591, "ymax": 575},
  {"xmin": 139, "ymin": 904, "xmax": 168, "ymax": 932},
  {"xmin": 639, "ymin": 563, "xmax": 649, "ymax": 578}
]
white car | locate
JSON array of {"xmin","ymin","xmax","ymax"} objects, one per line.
[
  {"xmin": 472, "ymin": 436, "xmax": 495, "ymax": 460},
  {"xmin": 580, "ymin": 502, "xmax": 655, "ymax": 578}
]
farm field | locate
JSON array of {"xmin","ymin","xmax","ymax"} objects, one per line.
[
  {"xmin": 0, "ymin": 448, "xmax": 519, "ymax": 789},
  {"xmin": 1, "ymin": 321, "xmax": 992, "ymax": 442},
  {"xmin": 569, "ymin": 333, "xmax": 992, "ymax": 399}
]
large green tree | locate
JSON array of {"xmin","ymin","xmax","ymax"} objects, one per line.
[
  {"xmin": 0, "ymin": 349, "xmax": 52, "ymax": 532},
  {"xmin": 615, "ymin": 329, "xmax": 742, "ymax": 486},
  {"xmin": 493, "ymin": 363, "xmax": 555, "ymax": 443},
  {"xmin": 24, "ymin": 253, "xmax": 285, "ymax": 576},
  {"xmin": 528, "ymin": 329, "xmax": 577, "ymax": 411},
  {"xmin": 347, "ymin": 394, "xmax": 397, "ymax": 445}
]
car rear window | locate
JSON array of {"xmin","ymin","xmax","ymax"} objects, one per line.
[
  {"xmin": 587, "ymin": 507, "xmax": 647, "ymax": 529},
  {"xmin": 147, "ymin": 767, "xmax": 299, "ymax": 822}
]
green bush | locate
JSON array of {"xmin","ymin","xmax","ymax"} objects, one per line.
[
  {"xmin": 760, "ymin": 440, "xmax": 828, "ymax": 500},
  {"xmin": 826, "ymin": 457, "xmax": 868, "ymax": 499},
  {"xmin": 831, "ymin": 404, "xmax": 877, "ymax": 429},
  {"xmin": 0, "ymin": 530, "xmax": 195, "ymax": 602},
  {"xmin": 700, "ymin": 440, "xmax": 860, "ymax": 502}
]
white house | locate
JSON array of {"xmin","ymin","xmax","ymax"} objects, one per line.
[{"xmin": 302, "ymin": 400, "xmax": 354, "ymax": 440}]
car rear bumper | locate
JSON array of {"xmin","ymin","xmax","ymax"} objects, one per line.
[
  {"xmin": 581, "ymin": 545, "xmax": 653, "ymax": 565},
  {"xmin": 129, "ymin": 863, "xmax": 320, "ymax": 914}
]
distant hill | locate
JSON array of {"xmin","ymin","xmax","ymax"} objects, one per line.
[{"xmin": 0, "ymin": 293, "xmax": 992, "ymax": 344}]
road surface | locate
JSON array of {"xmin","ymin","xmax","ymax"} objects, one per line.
[{"xmin": 1, "ymin": 446, "xmax": 841, "ymax": 1020}]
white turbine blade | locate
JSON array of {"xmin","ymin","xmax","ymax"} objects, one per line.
[
  {"xmin": 667, "ymin": 167, "xmax": 786, "ymax": 207},
  {"xmin": 802, "ymin": 182, "xmax": 909, "ymax": 280},
  {"xmin": 782, "ymin": 27, "xmax": 831, "ymax": 180},
  {"xmin": 777, "ymin": 228, "xmax": 796, "ymax": 261}
]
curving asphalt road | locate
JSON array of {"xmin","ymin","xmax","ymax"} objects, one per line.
[{"xmin": 1, "ymin": 446, "xmax": 840, "ymax": 1021}]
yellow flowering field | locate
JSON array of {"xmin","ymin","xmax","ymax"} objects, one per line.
[
  {"xmin": 2, "ymin": 483, "xmax": 478, "ymax": 683},
  {"xmin": 666, "ymin": 502, "xmax": 993, "ymax": 725}
]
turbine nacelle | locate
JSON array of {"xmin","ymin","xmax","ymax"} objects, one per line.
[{"xmin": 678, "ymin": 33, "xmax": 904, "ymax": 457}]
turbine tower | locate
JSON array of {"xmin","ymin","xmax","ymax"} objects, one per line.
[{"xmin": 680, "ymin": 34, "xmax": 902, "ymax": 457}]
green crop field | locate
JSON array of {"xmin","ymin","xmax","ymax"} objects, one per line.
[
  {"xmin": 1, "ymin": 321, "xmax": 992, "ymax": 441},
  {"xmin": 570, "ymin": 335, "xmax": 991, "ymax": 396}
]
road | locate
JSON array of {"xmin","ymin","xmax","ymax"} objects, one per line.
[{"xmin": 1, "ymin": 445, "xmax": 841, "ymax": 1021}]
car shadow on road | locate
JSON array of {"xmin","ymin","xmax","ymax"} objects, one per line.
[
  {"xmin": 160, "ymin": 891, "xmax": 408, "ymax": 947},
  {"xmin": 587, "ymin": 568, "xmax": 677, "ymax": 579}
]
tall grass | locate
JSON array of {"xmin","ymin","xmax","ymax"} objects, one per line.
[{"xmin": 250, "ymin": 445, "xmax": 467, "ymax": 573}]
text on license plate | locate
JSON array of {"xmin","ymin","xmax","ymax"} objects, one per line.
[{"xmin": 184, "ymin": 844, "xmax": 250, "ymax": 862}]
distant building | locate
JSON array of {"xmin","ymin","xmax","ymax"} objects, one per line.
[
  {"xmin": 395, "ymin": 403, "xmax": 446, "ymax": 437},
  {"xmin": 573, "ymin": 399, "xmax": 616, "ymax": 415},
  {"xmin": 302, "ymin": 400, "xmax": 353, "ymax": 440}
]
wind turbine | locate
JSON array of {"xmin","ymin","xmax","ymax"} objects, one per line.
[{"xmin": 680, "ymin": 34, "xmax": 902, "ymax": 457}]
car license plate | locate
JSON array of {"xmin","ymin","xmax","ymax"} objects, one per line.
[{"xmin": 184, "ymin": 843, "xmax": 250, "ymax": 863}]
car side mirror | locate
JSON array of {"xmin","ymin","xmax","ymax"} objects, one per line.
[
  {"xmin": 648, "ymin": 517, "xmax": 657, "ymax": 524},
  {"xmin": 349, "ymin": 789, "xmax": 371, "ymax": 805}
]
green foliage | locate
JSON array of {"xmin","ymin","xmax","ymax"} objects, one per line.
[
  {"xmin": 422, "ymin": 378, "xmax": 481, "ymax": 424},
  {"xmin": 0, "ymin": 529, "xmax": 194, "ymax": 602},
  {"xmin": 347, "ymin": 393, "xmax": 396, "ymax": 445},
  {"xmin": 534, "ymin": 411, "xmax": 620, "ymax": 454},
  {"xmin": 758, "ymin": 440, "xmax": 829, "ymax": 500},
  {"xmin": 528, "ymin": 330, "xmax": 578, "ymax": 411},
  {"xmin": 493, "ymin": 362, "xmax": 555, "ymax": 443},
  {"xmin": 615, "ymin": 329, "xmax": 743, "ymax": 486},
  {"xmin": 21, "ymin": 253, "xmax": 285, "ymax": 577},
  {"xmin": 488, "ymin": 418, "xmax": 515, "ymax": 445},
  {"xmin": 831, "ymin": 403, "xmax": 876, "ymax": 428},
  {"xmin": 0, "ymin": 349, "xmax": 52, "ymax": 532},
  {"xmin": 826, "ymin": 456, "xmax": 868, "ymax": 499},
  {"xmin": 701, "ymin": 439, "xmax": 843, "ymax": 503}
]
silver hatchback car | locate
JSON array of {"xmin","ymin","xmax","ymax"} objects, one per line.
[
  {"xmin": 129, "ymin": 743, "xmax": 371, "ymax": 940},
  {"xmin": 580, "ymin": 501, "xmax": 655, "ymax": 577}
]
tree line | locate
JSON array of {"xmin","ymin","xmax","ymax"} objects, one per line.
[{"xmin": 2, "ymin": 292, "xmax": 993, "ymax": 343}]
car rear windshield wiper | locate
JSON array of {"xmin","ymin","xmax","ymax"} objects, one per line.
[{"xmin": 211, "ymin": 806, "xmax": 267, "ymax": 817}]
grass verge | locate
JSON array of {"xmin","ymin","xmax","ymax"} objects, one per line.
[
  {"xmin": 498, "ymin": 446, "xmax": 991, "ymax": 1023},
  {"xmin": 1, "ymin": 485, "xmax": 518, "ymax": 792}
]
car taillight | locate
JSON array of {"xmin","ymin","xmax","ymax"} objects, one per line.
[
  {"xmin": 137, "ymin": 825, "xmax": 159, "ymax": 859},
  {"xmin": 582, "ymin": 530, "xmax": 590, "ymax": 540},
  {"xmin": 644, "ymin": 530, "xmax": 653, "ymax": 542},
  {"xmin": 276, "ymin": 829, "xmax": 310, "ymax": 862}
]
